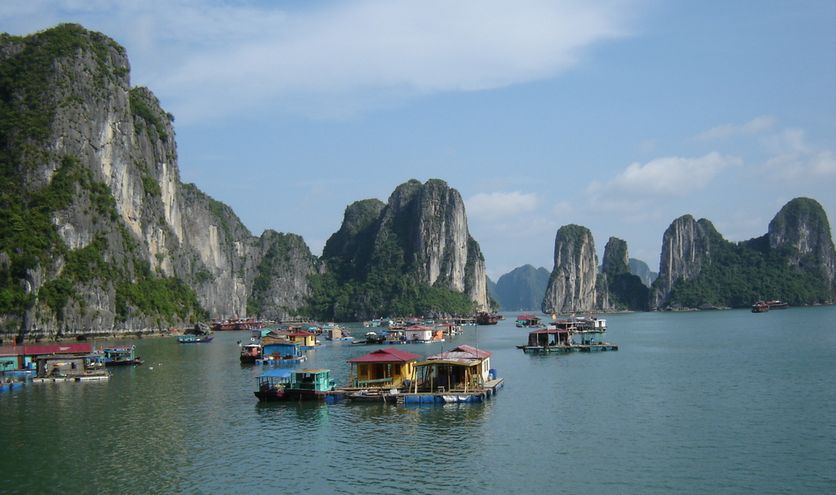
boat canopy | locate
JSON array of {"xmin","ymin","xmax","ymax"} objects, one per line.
[{"xmin": 261, "ymin": 368, "xmax": 293, "ymax": 378}]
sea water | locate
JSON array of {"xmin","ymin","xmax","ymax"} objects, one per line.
[{"xmin": 1, "ymin": 306, "xmax": 834, "ymax": 494}]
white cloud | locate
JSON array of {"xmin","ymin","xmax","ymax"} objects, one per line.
[
  {"xmin": 466, "ymin": 191, "xmax": 541, "ymax": 219},
  {"xmin": 1, "ymin": 0, "xmax": 636, "ymax": 121},
  {"xmin": 759, "ymin": 128, "xmax": 836, "ymax": 181},
  {"xmin": 587, "ymin": 152, "xmax": 741, "ymax": 198},
  {"xmin": 695, "ymin": 115, "xmax": 776, "ymax": 141}
]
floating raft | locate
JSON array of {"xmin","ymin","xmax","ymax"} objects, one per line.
[
  {"xmin": 519, "ymin": 343, "xmax": 619, "ymax": 354},
  {"xmin": 335, "ymin": 378, "xmax": 505, "ymax": 405},
  {"xmin": 32, "ymin": 374, "xmax": 110, "ymax": 383}
]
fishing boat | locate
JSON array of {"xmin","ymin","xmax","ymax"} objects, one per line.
[
  {"xmin": 254, "ymin": 368, "xmax": 340, "ymax": 402},
  {"xmin": 766, "ymin": 300, "xmax": 788, "ymax": 310},
  {"xmin": 751, "ymin": 301, "xmax": 769, "ymax": 313},
  {"xmin": 177, "ymin": 334, "xmax": 214, "ymax": 343},
  {"xmin": 96, "ymin": 345, "xmax": 143, "ymax": 366},
  {"xmin": 239, "ymin": 343, "xmax": 263, "ymax": 364},
  {"xmin": 475, "ymin": 312, "xmax": 499, "ymax": 325}
]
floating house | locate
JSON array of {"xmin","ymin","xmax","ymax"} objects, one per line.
[
  {"xmin": 0, "ymin": 343, "xmax": 93, "ymax": 371},
  {"xmin": 515, "ymin": 314, "xmax": 541, "ymax": 328},
  {"xmin": 518, "ymin": 316, "xmax": 617, "ymax": 353},
  {"xmin": 258, "ymin": 336, "xmax": 306, "ymax": 365},
  {"xmin": 346, "ymin": 348, "xmax": 421, "ymax": 389},
  {"xmin": 404, "ymin": 325, "xmax": 444, "ymax": 344},
  {"xmin": 282, "ymin": 330, "xmax": 319, "ymax": 349},
  {"xmin": 33, "ymin": 355, "xmax": 109, "ymax": 382},
  {"xmin": 399, "ymin": 345, "xmax": 503, "ymax": 404}
]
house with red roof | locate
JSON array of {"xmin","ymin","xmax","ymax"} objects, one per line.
[{"xmin": 346, "ymin": 348, "xmax": 421, "ymax": 389}]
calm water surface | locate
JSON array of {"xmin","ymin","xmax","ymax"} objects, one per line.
[{"xmin": 2, "ymin": 307, "xmax": 835, "ymax": 494}]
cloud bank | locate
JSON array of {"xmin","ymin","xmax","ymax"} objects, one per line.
[
  {"xmin": 587, "ymin": 152, "xmax": 741, "ymax": 198},
  {"xmin": 1, "ymin": 0, "xmax": 635, "ymax": 121}
]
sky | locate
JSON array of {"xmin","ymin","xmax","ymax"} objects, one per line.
[{"xmin": 2, "ymin": 0, "xmax": 835, "ymax": 279}]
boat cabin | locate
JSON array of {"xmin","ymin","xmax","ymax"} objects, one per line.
[
  {"xmin": 414, "ymin": 345, "xmax": 494, "ymax": 393},
  {"xmin": 260, "ymin": 336, "xmax": 304, "ymax": 362},
  {"xmin": 404, "ymin": 325, "xmax": 443, "ymax": 343},
  {"xmin": 347, "ymin": 348, "xmax": 421, "ymax": 389},
  {"xmin": 283, "ymin": 330, "xmax": 318, "ymax": 348},
  {"xmin": 527, "ymin": 328, "xmax": 571, "ymax": 347},
  {"xmin": 515, "ymin": 314, "xmax": 541, "ymax": 327},
  {"xmin": 289, "ymin": 369, "xmax": 335, "ymax": 393}
]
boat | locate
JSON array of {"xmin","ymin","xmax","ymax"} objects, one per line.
[
  {"xmin": 178, "ymin": 323, "xmax": 215, "ymax": 343},
  {"xmin": 239, "ymin": 343, "xmax": 263, "ymax": 364},
  {"xmin": 257, "ymin": 336, "xmax": 306, "ymax": 366},
  {"xmin": 766, "ymin": 300, "xmax": 788, "ymax": 310},
  {"xmin": 475, "ymin": 312, "xmax": 500, "ymax": 325},
  {"xmin": 96, "ymin": 345, "xmax": 143, "ymax": 366},
  {"xmin": 751, "ymin": 301, "xmax": 769, "ymax": 313},
  {"xmin": 254, "ymin": 368, "xmax": 340, "ymax": 402},
  {"xmin": 177, "ymin": 334, "xmax": 214, "ymax": 343}
]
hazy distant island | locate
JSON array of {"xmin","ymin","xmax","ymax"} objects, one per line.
[{"xmin": 1, "ymin": 24, "xmax": 834, "ymax": 342}]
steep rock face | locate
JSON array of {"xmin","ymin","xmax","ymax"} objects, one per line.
[
  {"xmin": 542, "ymin": 225, "xmax": 598, "ymax": 313},
  {"xmin": 247, "ymin": 231, "xmax": 316, "ymax": 320},
  {"xmin": 601, "ymin": 237, "xmax": 650, "ymax": 311},
  {"xmin": 651, "ymin": 215, "xmax": 719, "ymax": 308},
  {"xmin": 316, "ymin": 179, "xmax": 490, "ymax": 319},
  {"xmin": 376, "ymin": 179, "xmax": 488, "ymax": 309},
  {"xmin": 628, "ymin": 258, "xmax": 657, "ymax": 288},
  {"xmin": 495, "ymin": 265, "xmax": 550, "ymax": 311},
  {"xmin": 768, "ymin": 197, "xmax": 836, "ymax": 285},
  {"xmin": 0, "ymin": 25, "xmax": 314, "ymax": 338},
  {"xmin": 601, "ymin": 237, "xmax": 629, "ymax": 276}
]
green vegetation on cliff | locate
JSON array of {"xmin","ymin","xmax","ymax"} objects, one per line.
[{"xmin": 659, "ymin": 201, "xmax": 835, "ymax": 308}]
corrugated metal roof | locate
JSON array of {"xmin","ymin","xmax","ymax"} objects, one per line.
[
  {"xmin": 0, "ymin": 343, "xmax": 93, "ymax": 356},
  {"xmin": 348, "ymin": 348, "xmax": 421, "ymax": 363},
  {"xmin": 428, "ymin": 344, "xmax": 491, "ymax": 361}
]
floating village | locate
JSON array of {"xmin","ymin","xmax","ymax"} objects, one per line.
[{"xmin": 1, "ymin": 312, "xmax": 620, "ymax": 399}]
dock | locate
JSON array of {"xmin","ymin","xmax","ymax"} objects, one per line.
[
  {"xmin": 33, "ymin": 374, "xmax": 110, "ymax": 383},
  {"xmin": 334, "ymin": 378, "xmax": 504, "ymax": 404}
]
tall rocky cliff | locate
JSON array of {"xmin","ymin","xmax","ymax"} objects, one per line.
[
  {"xmin": 768, "ymin": 197, "xmax": 836, "ymax": 289},
  {"xmin": 651, "ymin": 198, "xmax": 836, "ymax": 309},
  {"xmin": 313, "ymin": 179, "xmax": 489, "ymax": 320},
  {"xmin": 0, "ymin": 25, "xmax": 314, "ymax": 339},
  {"xmin": 542, "ymin": 224, "xmax": 598, "ymax": 314},
  {"xmin": 651, "ymin": 215, "xmax": 720, "ymax": 308}
]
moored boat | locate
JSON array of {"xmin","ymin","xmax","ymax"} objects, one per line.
[
  {"xmin": 177, "ymin": 334, "xmax": 214, "ymax": 343},
  {"xmin": 752, "ymin": 301, "xmax": 769, "ymax": 313},
  {"xmin": 475, "ymin": 312, "xmax": 500, "ymax": 325},
  {"xmin": 96, "ymin": 345, "xmax": 143, "ymax": 366},
  {"xmin": 254, "ymin": 368, "xmax": 339, "ymax": 402}
]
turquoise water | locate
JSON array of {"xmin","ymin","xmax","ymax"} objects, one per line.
[{"xmin": 2, "ymin": 307, "xmax": 835, "ymax": 494}]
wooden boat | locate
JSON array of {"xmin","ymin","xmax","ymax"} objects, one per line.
[
  {"xmin": 254, "ymin": 368, "xmax": 339, "ymax": 402},
  {"xmin": 97, "ymin": 345, "xmax": 143, "ymax": 366},
  {"xmin": 751, "ymin": 301, "xmax": 769, "ymax": 313},
  {"xmin": 177, "ymin": 334, "xmax": 214, "ymax": 343},
  {"xmin": 239, "ymin": 343, "xmax": 262, "ymax": 364},
  {"xmin": 475, "ymin": 312, "xmax": 499, "ymax": 325},
  {"xmin": 766, "ymin": 300, "xmax": 788, "ymax": 310}
]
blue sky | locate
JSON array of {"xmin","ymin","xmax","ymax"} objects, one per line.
[{"xmin": 2, "ymin": 1, "xmax": 835, "ymax": 279}]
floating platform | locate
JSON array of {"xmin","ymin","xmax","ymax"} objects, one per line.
[
  {"xmin": 32, "ymin": 374, "xmax": 110, "ymax": 383},
  {"xmin": 519, "ymin": 343, "xmax": 619, "ymax": 354}
]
